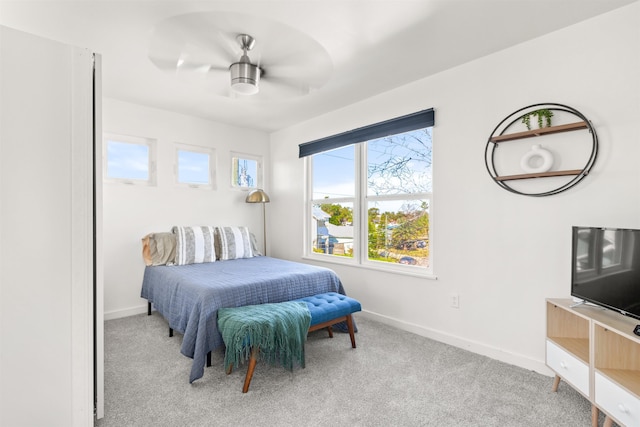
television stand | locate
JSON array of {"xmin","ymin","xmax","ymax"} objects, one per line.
[
  {"xmin": 568, "ymin": 299, "xmax": 602, "ymax": 309},
  {"xmin": 569, "ymin": 299, "xmax": 586, "ymax": 309},
  {"xmin": 546, "ymin": 298, "xmax": 640, "ymax": 427}
]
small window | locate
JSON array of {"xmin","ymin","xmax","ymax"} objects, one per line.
[
  {"xmin": 104, "ymin": 133, "xmax": 156, "ymax": 185},
  {"xmin": 231, "ymin": 152, "xmax": 262, "ymax": 189},
  {"xmin": 175, "ymin": 143, "xmax": 216, "ymax": 189}
]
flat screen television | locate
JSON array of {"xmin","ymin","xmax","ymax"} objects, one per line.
[{"xmin": 571, "ymin": 226, "xmax": 640, "ymax": 320}]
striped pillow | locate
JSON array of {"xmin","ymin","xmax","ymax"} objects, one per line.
[
  {"xmin": 215, "ymin": 226, "xmax": 255, "ymax": 260},
  {"xmin": 172, "ymin": 226, "xmax": 216, "ymax": 265}
]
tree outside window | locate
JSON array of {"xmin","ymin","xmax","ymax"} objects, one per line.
[
  {"xmin": 309, "ymin": 126, "xmax": 432, "ymax": 271},
  {"xmin": 231, "ymin": 152, "xmax": 262, "ymax": 189}
]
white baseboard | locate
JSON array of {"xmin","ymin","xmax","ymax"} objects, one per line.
[
  {"xmin": 104, "ymin": 304, "xmax": 554, "ymax": 377},
  {"xmin": 104, "ymin": 304, "xmax": 148, "ymax": 321},
  {"xmin": 358, "ymin": 309, "xmax": 554, "ymax": 377}
]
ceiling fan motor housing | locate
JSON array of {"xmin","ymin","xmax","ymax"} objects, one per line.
[
  {"xmin": 230, "ymin": 57, "xmax": 261, "ymax": 94},
  {"xmin": 229, "ymin": 34, "xmax": 261, "ymax": 95}
]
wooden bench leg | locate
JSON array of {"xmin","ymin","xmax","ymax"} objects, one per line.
[
  {"xmin": 551, "ymin": 374, "xmax": 561, "ymax": 392},
  {"xmin": 346, "ymin": 314, "xmax": 356, "ymax": 348},
  {"xmin": 243, "ymin": 347, "xmax": 259, "ymax": 393},
  {"xmin": 308, "ymin": 315, "xmax": 358, "ymax": 348}
]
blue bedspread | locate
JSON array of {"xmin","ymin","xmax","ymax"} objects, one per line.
[{"xmin": 141, "ymin": 256, "xmax": 345, "ymax": 383}]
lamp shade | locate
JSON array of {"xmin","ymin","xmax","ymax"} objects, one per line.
[{"xmin": 245, "ymin": 189, "xmax": 270, "ymax": 203}]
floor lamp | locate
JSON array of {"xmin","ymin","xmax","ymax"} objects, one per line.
[{"xmin": 245, "ymin": 189, "xmax": 270, "ymax": 255}]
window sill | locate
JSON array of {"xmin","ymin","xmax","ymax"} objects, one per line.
[
  {"xmin": 104, "ymin": 179, "xmax": 155, "ymax": 187},
  {"xmin": 301, "ymin": 255, "xmax": 437, "ymax": 280},
  {"xmin": 176, "ymin": 184, "xmax": 215, "ymax": 190}
]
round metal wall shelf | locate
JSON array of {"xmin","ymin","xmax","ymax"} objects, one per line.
[{"xmin": 485, "ymin": 103, "xmax": 598, "ymax": 197}]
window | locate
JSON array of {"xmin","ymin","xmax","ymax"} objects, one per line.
[
  {"xmin": 175, "ymin": 143, "xmax": 216, "ymax": 189},
  {"xmin": 301, "ymin": 109, "xmax": 434, "ymax": 273},
  {"xmin": 576, "ymin": 228, "xmax": 631, "ymax": 280},
  {"xmin": 104, "ymin": 133, "xmax": 156, "ymax": 185},
  {"xmin": 231, "ymin": 152, "xmax": 262, "ymax": 189}
]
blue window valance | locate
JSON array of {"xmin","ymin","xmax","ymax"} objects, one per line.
[{"xmin": 298, "ymin": 108, "xmax": 434, "ymax": 158}]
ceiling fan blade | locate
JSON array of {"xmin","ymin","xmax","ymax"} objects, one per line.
[
  {"xmin": 257, "ymin": 77, "xmax": 310, "ymax": 100},
  {"xmin": 260, "ymin": 48, "xmax": 332, "ymax": 88},
  {"xmin": 148, "ymin": 33, "xmax": 188, "ymax": 70},
  {"xmin": 148, "ymin": 14, "xmax": 240, "ymax": 74},
  {"xmin": 262, "ymin": 62, "xmax": 330, "ymax": 89},
  {"xmin": 168, "ymin": 13, "xmax": 240, "ymax": 63},
  {"xmin": 178, "ymin": 63, "xmax": 212, "ymax": 74},
  {"xmin": 148, "ymin": 57, "xmax": 181, "ymax": 71}
]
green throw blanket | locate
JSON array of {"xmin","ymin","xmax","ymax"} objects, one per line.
[{"xmin": 218, "ymin": 301, "xmax": 311, "ymax": 372}]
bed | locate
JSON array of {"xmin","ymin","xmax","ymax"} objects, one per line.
[{"xmin": 141, "ymin": 255, "xmax": 346, "ymax": 383}]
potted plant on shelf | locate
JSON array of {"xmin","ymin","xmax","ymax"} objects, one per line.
[{"xmin": 521, "ymin": 109, "xmax": 554, "ymax": 130}]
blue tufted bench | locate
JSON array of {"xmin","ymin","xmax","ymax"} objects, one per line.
[
  {"xmin": 220, "ymin": 292, "xmax": 361, "ymax": 392},
  {"xmin": 294, "ymin": 292, "xmax": 361, "ymax": 349}
]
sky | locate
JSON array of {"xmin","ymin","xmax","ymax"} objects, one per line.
[
  {"xmin": 178, "ymin": 150, "xmax": 210, "ymax": 184},
  {"xmin": 107, "ymin": 129, "xmax": 431, "ymax": 202},
  {"xmin": 312, "ymin": 128, "xmax": 432, "ymax": 214},
  {"xmin": 106, "ymin": 140, "xmax": 149, "ymax": 180},
  {"xmin": 106, "ymin": 138, "xmax": 260, "ymax": 187}
]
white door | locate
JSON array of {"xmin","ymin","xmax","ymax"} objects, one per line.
[{"xmin": 0, "ymin": 26, "xmax": 100, "ymax": 426}]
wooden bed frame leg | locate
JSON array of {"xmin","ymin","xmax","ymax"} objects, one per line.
[
  {"xmin": 551, "ymin": 374, "xmax": 561, "ymax": 392},
  {"xmin": 242, "ymin": 347, "xmax": 259, "ymax": 393},
  {"xmin": 346, "ymin": 314, "xmax": 356, "ymax": 349}
]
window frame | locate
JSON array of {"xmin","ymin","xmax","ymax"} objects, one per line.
[
  {"xmin": 304, "ymin": 125, "xmax": 434, "ymax": 278},
  {"xmin": 230, "ymin": 151, "xmax": 263, "ymax": 190},
  {"xmin": 103, "ymin": 132, "xmax": 156, "ymax": 186},
  {"xmin": 576, "ymin": 229, "xmax": 633, "ymax": 282},
  {"xmin": 174, "ymin": 142, "xmax": 216, "ymax": 190}
]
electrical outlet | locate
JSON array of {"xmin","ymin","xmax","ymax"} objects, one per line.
[{"xmin": 451, "ymin": 293, "xmax": 459, "ymax": 308}]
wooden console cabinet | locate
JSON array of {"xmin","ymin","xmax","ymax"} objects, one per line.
[{"xmin": 546, "ymin": 298, "xmax": 640, "ymax": 427}]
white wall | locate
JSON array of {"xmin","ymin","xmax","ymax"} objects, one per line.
[
  {"xmin": 102, "ymin": 99, "xmax": 270, "ymax": 319},
  {"xmin": 269, "ymin": 4, "xmax": 640, "ymax": 374},
  {"xmin": 1, "ymin": 26, "xmax": 95, "ymax": 426}
]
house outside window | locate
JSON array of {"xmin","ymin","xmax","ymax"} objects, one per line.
[{"xmin": 301, "ymin": 109, "xmax": 434, "ymax": 274}]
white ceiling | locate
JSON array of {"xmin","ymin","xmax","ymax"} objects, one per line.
[{"xmin": 0, "ymin": 0, "xmax": 636, "ymax": 132}]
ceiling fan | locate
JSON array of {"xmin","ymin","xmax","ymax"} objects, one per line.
[
  {"xmin": 147, "ymin": 12, "xmax": 333, "ymax": 100},
  {"xmin": 229, "ymin": 34, "xmax": 261, "ymax": 95}
]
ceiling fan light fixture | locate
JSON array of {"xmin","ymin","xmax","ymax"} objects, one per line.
[
  {"xmin": 229, "ymin": 37, "xmax": 261, "ymax": 96},
  {"xmin": 230, "ymin": 60, "xmax": 261, "ymax": 95}
]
